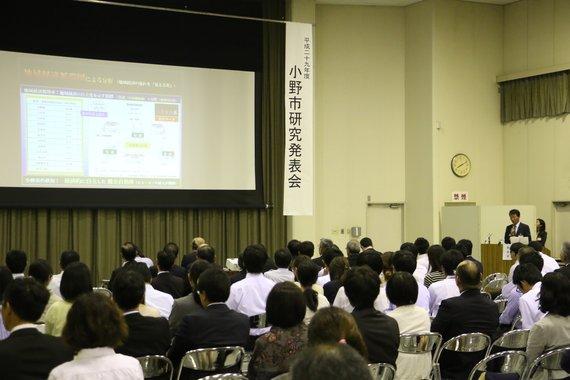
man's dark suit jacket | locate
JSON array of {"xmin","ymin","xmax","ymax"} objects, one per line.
[
  {"xmin": 431, "ymin": 288, "xmax": 500, "ymax": 380},
  {"xmin": 152, "ymin": 272, "xmax": 185, "ymax": 299},
  {"xmin": 108, "ymin": 260, "xmax": 139, "ymax": 293},
  {"xmin": 167, "ymin": 303, "xmax": 250, "ymax": 367},
  {"xmin": 0, "ymin": 327, "xmax": 74, "ymax": 379},
  {"xmin": 352, "ymin": 307, "xmax": 400, "ymax": 366},
  {"xmin": 170, "ymin": 264, "xmax": 187, "ymax": 280},
  {"xmin": 503, "ymin": 222, "xmax": 532, "ymax": 244},
  {"xmin": 116, "ymin": 312, "xmax": 171, "ymax": 358}
]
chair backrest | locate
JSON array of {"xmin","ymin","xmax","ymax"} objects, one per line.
[
  {"xmin": 487, "ymin": 329, "xmax": 530, "ymax": 356},
  {"xmin": 510, "ymin": 314, "xmax": 522, "ymax": 331},
  {"xmin": 494, "ymin": 298, "xmax": 508, "ymax": 314},
  {"xmin": 467, "ymin": 350, "xmax": 527, "ymax": 380},
  {"xmin": 482, "ymin": 273, "xmax": 507, "ymax": 288},
  {"xmin": 177, "ymin": 346, "xmax": 245, "ymax": 380},
  {"xmin": 137, "ymin": 355, "xmax": 174, "ymax": 380},
  {"xmin": 93, "ymin": 287, "xmax": 112, "ymax": 297},
  {"xmin": 368, "ymin": 363, "xmax": 396, "ymax": 380},
  {"xmin": 197, "ymin": 374, "xmax": 248, "ymax": 380},
  {"xmin": 482, "ymin": 279, "xmax": 508, "ymax": 297},
  {"xmin": 434, "ymin": 333, "xmax": 492, "ymax": 363},
  {"xmin": 398, "ymin": 333, "xmax": 442, "ymax": 363},
  {"xmin": 522, "ymin": 346, "xmax": 570, "ymax": 380}
]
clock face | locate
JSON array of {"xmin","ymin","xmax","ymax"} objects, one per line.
[{"xmin": 451, "ymin": 153, "xmax": 471, "ymax": 177}]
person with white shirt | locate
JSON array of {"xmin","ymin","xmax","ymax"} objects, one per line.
[
  {"xmin": 130, "ymin": 262, "xmax": 173, "ymax": 318},
  {"xmin": 316, "ymin": 246, "xmax": 343, "ymax": 287},
  {"xmin": 514, "ymin": 263, "xmax": 545, "ymax": 329},
  {"xmin": 509, "ymin": 246, "xmax": 556, "ymax": 284},
  {"xmin": 506, "ymin": 242, "xmax": 525, "ymax": 282},
  {"xmin": 48, "ymin": 250, "xmax": 80, "ymax": 299},
  {"xmin": 414, "ymin": 237, "xmax": 431, "ymax": 278},
  {"xmin": 264, "ymin": 249, "xmax": 294, "ymax": 284},
  {"xmin": 297, "ymin": 260, "xmax": 329, "ymax": 324},
  {"xmin": 5, "ymin": 250, "xmax": 27, "ymax": 279},
  {"xmin": 428, "ymin": 249, "xmax": 464, "ymax": 317},
  {"xmin": 529, "ymin": 240, "xmax": 560, "ymax": 274},
  {"xmin": 391, "ymin": 250, "xmax": 430, "ymax": 311},
  {"xmin": 226, "ymin": 244, "xmax": 275, "ymax": 337}
]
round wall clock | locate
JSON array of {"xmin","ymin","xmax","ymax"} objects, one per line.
[{"xmin": 451, "ymin": 153, "xmax": 471, "ymax": 177}]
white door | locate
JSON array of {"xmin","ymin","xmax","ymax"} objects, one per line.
[{"xmin": 365, "ymin": 203, "xmax": 404, "ymax": 252}]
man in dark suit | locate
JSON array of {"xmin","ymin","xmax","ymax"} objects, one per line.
[
  {"xmin": 0, "ymin": 278, "xmax": 74, "ymax": 378},
  {"xmin": 108, "ymin": 242, "xmax": 139, "ymax": 292},
  {"xmin": 503, "ymin": 209, "xmax": 532, "ymax": 244},
  {"xmin": 431, "ymin": 260, "xmax": 500, "ymax": 380},
  {"xmin": 345, "ymin": 266, "xmax": 399, "ymax": 366},
  {"xmin": 456, "ymin": 239, "xmax": 484, "ymax": 275},
  {"xmin": 152, "ymin": 250, "xmax": 185, "ymax": 298},
  {"xmin": 168, "ymin": 268, "xmax": 250, "ymax": 369},
  {"xmin": 113, "ymin": 270, "xmax": 170, "ymax": 358},
  {"xmin": 164, "ymin": 242, "xmax": 188, "ymax": 280}
]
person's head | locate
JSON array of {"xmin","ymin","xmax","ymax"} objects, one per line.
[
  {"xmin": 509, "ymin": 209, "xmax": 521, "ymax": 224},
  {"xmin": 242, "ymin": 244, "xmax": 268, "ymax": 274},
  {"xmin": 291, "ymin": 344, "xmax": 372, "ymax": 380},
  {"xmin": 441, "ymin": 237, "xmax": 456, "ymax": 251},
  {"xmin": 274, "ymin": 248, "xmax": 292, "ymax": 269},
  {"xmin": 519, "ymin": 250, "xmax": 544, "ymax": 272},
  {"xmin": 456, "ymin": 239, "xmax": 473, "ymax": 258},
  {"xmin": 392, "ymin": 250, "xmax": 417, "ymax": 274},
  {"xmin": 536, "ymin": 218, "xmax": 546, "ymax": 232},
  {"xmin": 455, "ymin": 260, "xmax": 482, "ymax": 292},
  {"xmin": 196, "ymin": 268, "xmax": 231, "ymax": 306},
  {"xmin": 329, "ymin": 256, "xmax": 348, "ymax": 282},
  {"xmin": 513, "ymin": 263, "xmax": 542, "ymax": 293},
  {"xmin": 509, "ymin": 242, "xmax": 525, "ymax": 259},
  {"xmin": 2, "ymin": 278, "xmax": 49, "ymax": 330},
  {"xmin": 60, "ymin": 262, "xmax": 92, "ymax": 302},
  {"xmin": 186, "ymin": 259, "xmax": 211, "ymax": 288},
  {"xmin": 299, "ymin": 241, "xmax": 315, "ymax": 258},
  {"xmin": 344, "ymin": 266, "xmax": 380, "ymax": 310},
  {"xmin": 5, "ymin": 250, "xmax": 27, "ymax": 274},
  {"xmin": 0, "ymin": 266, "xmax": 13, "ymax": 302},
  {"xmin": 297, "ymin": 260, "xmax": 320, "ymax": 288},
  {"xmin": 134, "ymin": 244, "xmax": 145, "ymax": 258},
  {"xmin": 196, "ymin": 245, "xmax": 215, "ymax": 263},
  {"xmin": 307, "ymin": 307, "xmax": 368, "ymax": 359},
  {"xmin": 562, "ymin": 241, "xmax": 570, "ymax": 264},
  {"xmin": 292, "ymin": 254, "xmax": 311, "ymax": 280},
  {"xmin": 381, "ymin": 251, "xmax": 395, "ymax": 281},
  {"xmin": 529, "ymin": 240, "xmax": 544, "ymax": 253},
  {"xmin": 191, "ymin": 237, "xmax": 206, "ymax": 251},
  {"xmin": 322, "ymin": 246, "xmax": 343, "ymax": 268},
  {"xmin": 400, "ymin": 242, "xmax": 418, "ymax": 259},
  {"xmin": 386, "ymin": 271, "xmax": 418, "ymax": 307},
  {"xmin": 63, "ymin": 293, "xmax": 127, "ymax": 351},
  {"xmin": 319, "ymin": 238, "xmax": 334, "ymax": 256},
  {"xmin": 359, "ymin": 237, "xmax": 373, "ymax": 250},
  {"xmin": 59, "ymin": 250, "xmax": 80, "ymax": 271},
  {"xmin": 346, "ymin": 239, "xmax": 360, "ymax": 256},
  {"xmin": 120, "ymin": 242, "xmax": 137, "ymax": 262},
  {"xmin": 156, "ymin": 250, "xmax": 175, "ymax": 272},
  {"xmin": 539, "ymin": 272, "xmax": 570, "ymax": 316},
  {"xmin": 356, "ymin": 250, "xmax": 383, "ymax": 275},
  {"xmin": 112, "ymin": 270, "xmax": 145, "ymax": 312},
  {"xmin": 163, "ymin": 242, "xmax": 179, "ymax": 258},
  {"xmin": 266, "ymin": 281, "xmax": 306, "ymax": 328},
  {"xmin": 427, "ymin": 245, "xmax": 445, "ymax": 272},
  {"xmin": 440, "ymin": 249, "xmax": 464, "ymax": 276},
  {"xmin": 130, "ymin": 262, "xmax": 152, "ymax": 283},
  {"xmin": 287, "ymin": 239, "xmax": 301, "ymax": 257},
  {"xmin": 28, "ymin": 259, "xmax": 53, "ymax": 286},
  {"xmin": 414, "ymin": 237, "xmax": 429, "ymax": 255}
]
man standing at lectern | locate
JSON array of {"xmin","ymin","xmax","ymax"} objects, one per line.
[{"xmin": 504, "ymin": 209, "xmax": 532, "ymax": 244}]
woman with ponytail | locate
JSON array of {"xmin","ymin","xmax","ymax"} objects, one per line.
[{"xmin": 297, "ymin": 260, "xmax": 330, "ymax": 324}]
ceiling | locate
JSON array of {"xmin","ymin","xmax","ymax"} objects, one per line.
[{"xmin": 316, "ymin": 0, "xmax": 518, "ymax": 5}]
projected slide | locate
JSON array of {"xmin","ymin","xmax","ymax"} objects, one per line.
[{"xmin": 21, "ymin": 86, "xmax": 182, "ymax": 187}]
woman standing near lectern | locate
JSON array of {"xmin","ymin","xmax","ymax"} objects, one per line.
[{"xmin": 536, "ymin": 218, "xmax": 547, "ymax": 245}]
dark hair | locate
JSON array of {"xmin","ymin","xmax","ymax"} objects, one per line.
[
  {"xmin": 529, "ymin": 240, "xmax": 544, "ymax": 252},
  {"xmin": 513, "ymin": 263, "xmax": 542, "ymax": 287},
  {"xmin": 510, "ymin": 242, "xmax": 525, "ymax": 255},
  {"xmin": 537, "ymin": 218, "xmax": 546, "ymax": 232},
  {"xmin": 539, "ymin": 272, "xmax": 570, "ymax": 316},
  {"xmin": 196, "ymin": 245, "xmax": 215, "ymax": 263},
  {"xmin": 427, "ymin": 245, "xmax": 445, "ymax": 272},
  {"xmin": 329, "ymin": 257, "xmax": 348, "ymax": 281},
  {"xmin": 386, "ymin": 272, "xmax": 418, "ymax": 307},
  {"xmin": 287, "ymin": 239, "xmax": 301, "ymax": 257},
  {"xmin": 344, "ymin": 266, "xmax": 380, "ymax": 309},
  {"xmin": 455, "ymin": 261, "xmax": 481, "ymax": 289},
  {"xmin": 441, "ymin": 237, "xmax": 456, "ymax": 251},
  {"xmin": 519, "ymin": 251, "xmax": 544, "ymax": 272},
  {"xmin": 130, "ymin": 262, "xmax": 152, "ymax": 283},
  {"xmin": 292, "ymin": 344, "xmax": 372, "ymax": 380},
  {"xmin": 440, "ymin": 249, "xmax": 463, "ymax": 275},
  {"xmin": 456, "ymin": 239, "xmax": 473, "ymax": 258},
  {"xmin": 392, "ymin": 250, "xmax": 417, "ymax": 274},
  {"xmin": 274, "ymin": 249, "xmax": 292, "ymax": 269},
  {"xmin": 400, "ymin": 242, "xmax": 418, "ymax": 258},
  {"xmin": 266, "ymin": 282, "xmax": 306, "ymax": 328},
  {"xmin": 196, "ymin": 268, "xmax": 231, "ymax": 303},
  {"xmin": 414, "ymin": 237, "xmax": 429, "ymax": 255},
  {"xmin": 113, "ymin": 270, "xmax": 145, "ymax": 310},
  {"xmin": 3, "ymin": 278, "xmax": 49, "ymax": 322},
  {"xmin": 359, "ymin": 237, "xmax": 373, "ymax": 249},
  {"xmin": 0, "ymin": 266, "xmax": 13, "ymax": 302},
  {"xmin": 243, "ymin": 244, "xmax": 268, "ymax": 273},
  {"xmin": 134, "ymin": 244, "xmax": 145, "ymax": 258},
  {"xmin": 157, "ymin": 250, "xmax": 175, "ymax": 271},
  {"xmin": 6, "ymin": 250, "xmax": 27, "ymax": 274},
  {"xmin": 120, "ymin": 242, "xmax": 137, "ymax": 261},
  {"xmin": 28, "ymin": 259, "xmax": 53, "ymax": 285},
  {"xmin": 297, "ymin": 261, "xmax": 320, "ymax": 312},
  {"xmin": 60, "ymin": 262, "xmax": 93, "ymax": 302},
  {"xmin": 356, "ymin": 251, "xmax": 383, "ymax": 275},
  {"xmin": 163, "ymin": 242, "xmax": 179, "ymax": 258},
  {"xmin": 299, "ymin": 241, "xmax": 315, "ymax": 258},
  {"xmin": 60, "ymin": 250, "xmax": 80, "ymax": 270},
  {"xmin": 189, "ymin": 259, "xmax": 212, "ymax": 284},
  {"xmin": 63, "ymin": 293, "xmax": 127, "ymax": 350},
  {"xmin": 509, "ymin": 209, "xmax": 520, "ymax": 217},
  {"xmin": 322, "ymin": 246, "xmax": 343, "ymax": 267},
  {"xmin": 307, "ymin": 307, "xmax": 368, "ymax": 359}
]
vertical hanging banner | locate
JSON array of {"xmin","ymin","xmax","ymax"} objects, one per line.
[{"xmin": 283, "ymin": 22, "xmax": 313, "ymax": 216}]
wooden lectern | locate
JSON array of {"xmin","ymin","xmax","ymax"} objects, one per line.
[{"xmin": 481, "ymin": 244, "xmax": 515, "ymax": 275}]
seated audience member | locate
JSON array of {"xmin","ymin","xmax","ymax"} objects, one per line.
[
  {"xmin": 169, "ymin": 259, "xmax": 211, "ymax": 336},
  {"xmin": 431, "ymin": 260, "xmax": 499, "ymax": 380},
  {"xmin": 45, "ymin": 262, "xmax": 92, "ymax": 336},
  {"xmin": 424, "ymin": 245, "xmax": 447, "ymax": 288},
  {"xmin": 230, "ymin": 250, "xmax": 247, "ymax": 285},
  {"xmin": 506, "ymin": 242, "xmax": 525, "ymax": 282},
  {"xmin": 324, "ymin": 256, "xmax": 348, "ymax": 305},
  {"xmin": 391, "ymin": 250, "xmax": 430, "ymax": 311},
  {"xmin": 441, "ymin": 236, "xmax": 456, "ymax": 251},
  {"xmin": 529, "ymin": 240, "xmax": 560, "ymax": 274},
  {"xmin": 291, "ymin": 344, "xmax": 373, "ymax": 380},
  {"xmin": 313, "ymin": 238, "xmax": 334, "ymax": 268},
  {"xmin": 168, "ymin": 268, "xmax": 249, "ymax": 367},
  {"xmin": 196, "ymin": 244, "xmax": 216, "ymax": 264},
  {"xmin": 48, "ymin": 293, "xmax": 143, "ymax": 380},
  {"xmin": 297, "ymin": 261, "xmax": 329, "ymax": 324},
  {"xmin": 299, "ymin": 241, "xmax": 315, "ymax": 259},
  {"xmin": 151, "ymin": 250, "xmax": 185, "ymax": 298},
  {"xmin": 400, "ymin": 242, "xmax": 422, "ymax": 283},
  {"xmin": 0, "ymin": 267, "xmax": 13, "ymax": 340},
  {"xmin": 113, "ymin": 270, "xmax": 170, "ymax": 358},
  {"xmin": 346, "ymin": 239, "xmax": 361, "ymax": 268},
  {"xmin": 359, "ymin": 237, "xmax": 375, "ymax": 252},
  {"xmin": 333, "ymin": 251, "xmax": 389, "ymax": 313},
  {"xmin": 456, "ymin": 239, "xmax": 483, "ymax": 275},
  {"xmin": 133, "ymin": 244, "xmax": 153, "ymax": 268},
  {"xmin": 287, "ymin": 239, "xmax": 301, "ymax": 259},
  {"xmin": 6, "ymin": 249, "xmax": 27, "ymax": 279},
  {"xmin": 428, "ymin": 249, "xmax": 463, "ymax": 317},
  {"xmin": 48, "ymin": 250, "xmax": 79, "ymax": 298},
  {"xmin": 130, "ymin": 263, "xmax": 173, "ymax": 318},
  {"xmin": 381, "ymin": 251, "xmax": 395, "ymax": 283},
  {"xmin": 181, "ymin": 237, "xmax": 206, "ymax": 269},
  {"xmin": 414, "ymin": 237, "xmax": 430, "ymax": 278},
  {"xmin": 0, "ymin": 279, "xmax": 73, "ymax": 378},
  {"xmin": 249, "ymin": 282, "xmax": 308, "ymax": 379},
  {"xmin": 264, "ymin": 249, "xmax": 294, "ymax": 284},
  {"xmin": 227, "ymin": 244, "xmax": 275, "ymax": 337},
  {"xmin": 526, "ymin": 272, "xmax": 570, "ymax": 379},
  {"xmin": 386, "ymin": 272, "xmax": 431, "ymax": 380},
  {"xmin": 316, "ymin": 246, "xmax": 343, "ymax": 286},
  {"xmin": 28, "ymin": 259, "xmax": 62, "ymax": 323},
  {"xmin": 344, "ymin": 266, "xmax": 399, "ymax": 366},
  {"xmin": 163, "ymin": 241, "xmax": 187, "ymax": 280},
  {"xmin": 556, "ymin": 241, "xmax": 570, "ymax": 279},
  {"xmin": 108, "ymin": 242, "xmax": 139, "ymax": 292},
  {"xmin": 307, "ymin": 307, "xmax": 368, "ymax": 359},
  {"xmin": 514, "ymin": 263, "xmax": 545, "ymax": 329},
  {"xmin": 263, "ymin": 244, "xmax": 278, "ymax": 273}
]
